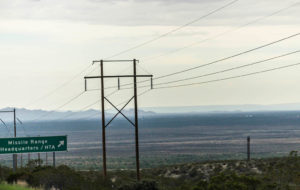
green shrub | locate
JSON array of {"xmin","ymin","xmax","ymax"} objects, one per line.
[
  {"xmin": 26, "ymin": 165, "xmax": 84, "ymax": 190},
  {"xmin": 0, "ymin": 166, "xmax": 11, "ymax": 182},
  {"xmin": 118, "ymin": 180, "xmax": 158, "ymax": 190}
]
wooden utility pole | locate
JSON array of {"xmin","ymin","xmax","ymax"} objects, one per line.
[
  {"xmin": 46, "ymin": 152, "xmax": 48, "ymax": 165},
  {"xmin": 100, "ymin": 60, "xmax": 107, "ymax": 177},
  {"xmin": 53, "ymin": 152, "xmax": 56, "ymax": 167},
  {"xmin": 20, "ymin": 154, "xmax": 23, "ymax": 168},
  {"xmin": 247, "ymin": 136, "xmax": 250, "ymax": 161},
  {"xmin": 84, "ymin": 59, "xmax": 152, "ymax": 181},
  {"xmin": 133, "ymin": 59, "xmax": 140, "ymax": 180},
  {"xmin": 28, "ymin": 153, "xmax": 30, "ymax": 165},
  {"xmin": 38, "ymin": 153, "xmax": 41, "ymax": 166},
  {"xmin": 13, "ymin": 108, "xmax": 17, "ymax": 171}
]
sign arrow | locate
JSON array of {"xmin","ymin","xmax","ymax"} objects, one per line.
[{"xmin": 58, "ymin": 140, "xmax": 65, "ymax": 148}]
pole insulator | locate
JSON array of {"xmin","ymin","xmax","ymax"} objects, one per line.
[{"xmin": 150, "ymin": 77, "xmax": 153, "ymax": 89}]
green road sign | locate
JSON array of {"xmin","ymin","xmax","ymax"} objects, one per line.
[{"xmin": 0, "ymin": 136, "xmax": 67, "ymax": 154}]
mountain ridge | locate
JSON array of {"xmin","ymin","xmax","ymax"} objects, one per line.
[{"xmin": 1, "ymin": 102, "xmax": 300, "ymax": 121}]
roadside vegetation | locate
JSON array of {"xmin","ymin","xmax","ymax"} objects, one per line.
[
  {"xmin": 0, "ymin": 151, "xmax": 300, "ymax": 190},
  {"xmin": 0, "ymin": 184, "xmax": 38, "ymax": 190}
]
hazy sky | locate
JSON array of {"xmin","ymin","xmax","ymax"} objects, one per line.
[{"xmin": 0, "ymin": 0, "xmax": 299, "ymax": 113}]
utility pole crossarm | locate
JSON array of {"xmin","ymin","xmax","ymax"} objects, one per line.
[
  {"xmin": 84, "ymin": 75, "xmax": 153, "ymax": 79},
  {"xmin": 93, "ymin": 60, "xmax": 138, "ymax": 63}
]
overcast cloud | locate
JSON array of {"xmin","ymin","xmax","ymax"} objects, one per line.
[
  {"xmin": 0, "ymin": 0, "xmax": 299, "ymax": 26},
  {"xmin": 0, "ymin": 0, "xmax": 299, "ymax": 111}
]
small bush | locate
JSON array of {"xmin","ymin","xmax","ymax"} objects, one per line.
[{"xmin": 118, "ymin": 180, "xmax": 158, "ymax": 190}]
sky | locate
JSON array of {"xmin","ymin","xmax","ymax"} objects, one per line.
[{"xmin": 0, "ymin": 0, "xmax": 300, "ymax": 113}]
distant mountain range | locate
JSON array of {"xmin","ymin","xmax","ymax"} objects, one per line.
[
  {"xmin": 0, "ymin": 107, "xmax": 156, "ymax": 122},
  {"xmin": 1, "ymin": 102, "xmax": 300, "ymax": 121},
  {"xmin": 142, "ymin": 103, "xmax": 300, "ymax": 113}
]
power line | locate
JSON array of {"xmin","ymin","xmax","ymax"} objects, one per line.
[
  {"xmin": 153, "ymin": 32, "xmax": 300, "ymax": 80},
  {"xmin": 104, "ymin": 32, "xmax": 300, "ymax": 90},
  {"xmin": 26, "ymin": 51, "xmax": 128, "ymax": 111},
  {"xmin": 25, "ymin": 64, "xmax": 93, "ymax": 109},
  {"xmin": 32, "ymin": 61, "xmax": 300, "ymax": 121},
  {"xmin": 91, "ymin": 49, "xmax": 300, "ymax": 91},
  {"xmin": 17, "ymin": 118, "xmax": 28, "ymax": 137},
  {"xmin": 153, "ymin": 50, "xmax": 300, "ymax": 86},
  {"xmin": 137, "ymin": 64, "xmax": 152, "ymax": 75},
  {"xmin": 37, "ymin": 0, "xmax": 237, "ymax": 103},
  {"xmin": 31, "ymin": 91, "xmax": 86, "ymax": 122},
  {"xmin": 28, "ymin": 53, "xmax": 300, "ymax": 121},
  {"xmin": 0, "ymin": 119, "xmax": 12, "ymax": 137},
  {"xmin": 54, "ymin": 89, "xmax": 120, "ymax": 121},
  {"xmin": 22, "ymin": 0, "xmax": 296, "ymax": 116},
  {"xmin": 113, "ymin": 88, "xmax": 152, "ymax": 108},
  {"xmin": 51, "ymin": 91, "xmax": 86, "ymax": 111},
  {"xmin": 153, "ymin": 61, "xmax": 300, "ymax": 89},
  {"xmin": 21, "ymin": 0, "xmax": 282, "ymax": 112},
  {"xmin": 32, "ymin": 63, "xmax": 131, "ymax": 122},
  {"xmin": 142, "ymin": 1, "xmax": 300, "ymax": 62},
  {"xmin": 56, "ymin": 99, "xmax": 101, "ymax": 121},
  {"xmin": 24, "ymin": 1, "xmax": 299, "ymax": 122},
  {"xmin": 104, "ymin": 0, "xmax": 239, "ymax": 59}
]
